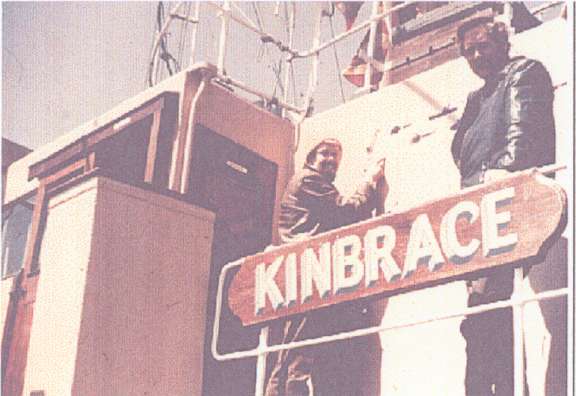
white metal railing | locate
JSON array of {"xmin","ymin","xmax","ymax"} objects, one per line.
[
  {"xmin": 148, "ymin": 2, "xmax": 565, "ymax": 115},
  {"xmin": 211, "ymin": 163, "xmax": 568, "ymax": 396},
  {"xmin": 207, "ymin": 1, "xmax": 299, "ymax": 60},
  {"xmin": 211, "ymin": 272, "xmax": 567, "ymax": 361},
  {"xmin": 149, "ymin": 2, "xmax": 418, "ymax": 113}
]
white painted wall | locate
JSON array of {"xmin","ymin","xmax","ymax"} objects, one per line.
[
  {"xmin": 300, "ymin": 18, "xmax": 572, "ymax": 396},
  {"xmin": 22, "ymin": 176, "xmax": 215, "ymax": 395}
]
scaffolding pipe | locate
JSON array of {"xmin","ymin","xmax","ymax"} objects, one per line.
[
  {"xmin": 217, "ymin": 0, "xmax": 231, "ymax": 73},
  {"xmin": 149, "ymin": 2, "xmax": 185, "ymax": 86},
  {"xmin": 208, "ymin": 1, "xmax": 299, "ymax": 58}
]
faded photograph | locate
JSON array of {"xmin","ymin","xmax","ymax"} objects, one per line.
[{"xmin": 2, "ymin": 2, "xmax": 573, "ymax": 396}]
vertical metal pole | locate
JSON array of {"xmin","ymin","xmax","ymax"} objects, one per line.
[
  {"xmin": 378, "ymin": 2, "xmax": 394, "ymax": 86},
  {"xmin": 303, "ymin": 6, "xmax": 323, "ymax": 116},
  {"xmin": 364, "ymin": 1, "xmax": 380, "ymax": 90},
  {"xmin": 254, "ymin": 326, "xmax": 270, "ymax": 396},
  {"xmin": 502, "ymin": 3, "xmax": 515, "ymax": 35},
  {"xmin": 512, "ymin": 267, "xmax": 525, "ymax": 396},
  {"xmin": 217, "ymin": 0, "xmax": 231, "ymax": 73},
  {"xmin": 188, "ymin": 2, "xmax": 201, "ymax": 65},
  {"xmin": 282, "ymin": 3, "xmax": 296, "ymax": 118}
]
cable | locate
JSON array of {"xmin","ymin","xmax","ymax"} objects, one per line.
[
  {"xmin": 156, "ymin": 1, "xmax": 180, "ymax": 79},
  {"xmin": 249, "ymin": 2, "xmax": 286, "ymax": 109},
  {"xmin": 252, "ymin": 2, "xmax": 267, "ymax": 61},
  {"xmin": 146, "ymin": 3, "xmax": 160, "ymax": 87}
]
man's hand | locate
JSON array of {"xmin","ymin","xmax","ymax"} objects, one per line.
[
  {"xmin": 484, "ymin": 169, "xmax": 512, "ymax": 183},
  {"xmin": 365, "ymin": 158, "xmax": 386, "ymax": 184}
]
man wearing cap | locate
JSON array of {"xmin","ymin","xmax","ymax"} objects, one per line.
[
  {"xmin": 451, "ymin": 16, "xmax": 556, "ymax": 396},
  {"xmin": 265, "ymin": 138, "xmax": 386, "ymax": 396}
]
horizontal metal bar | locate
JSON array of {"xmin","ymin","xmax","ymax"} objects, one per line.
[
  {"xmin": 531, "ymin": 1, "xmax": 564, "ymax": 16},
  {"xmin": 296, "ymin": 2, "xmax": 414, "ymax": 58},
  {"xmin": 214, "ymin": 73, "xmax": 305, "ymax": 114},
  {"xmin": 211, "ymin": 164, "xmax": 568, "ymax": 362},
  {"xmin": 214, "ymin": 286, "xmax": 568, "ymax": 361},
  {"xmin": 536, "ymin": 163, "xmax": 566, "ymax": 175}
]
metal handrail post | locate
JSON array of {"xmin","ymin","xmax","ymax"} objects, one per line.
[
  {"xmin": 303, "ymin": 6, "xmax": 323, "ymax": 117},
  {"xmin": 512, "ymin": 267, "xmax": 525, "ymax": 396},
  {"xmin": 217, "ymin": 0, "xmax": 231, "ymax": 73},
  {"xmin": 501, "ymin": 3, "xmax": 515, "ymax": 35},
  {"xmin": 282, "ymin": 3, "xmax": 296, "ymax": 118},
  {"xmin": 364, "ymin": 1, "xmax": 380, "ymax": 90},
  {"xmin": 254, "ymin": 326, "xmax": 270, "ymax": 396},
  {"xmin": 188, "ymin": 2, "xmax": 201, "ymax": 65}
]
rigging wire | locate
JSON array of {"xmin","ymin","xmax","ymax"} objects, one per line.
[
  {"xmin": 156, "ymin": 2, "xmax": 180, "ymax": 80},
  {"xmin": 251, "ymin": 2, "xmax": 266, "ymax": 61},
  {"xmin": 250, "ymin": 2, "xmax": 285, "ymax": 107},
  {"xmin": 146, "ymin": 2, "xmax": 160, "ymax": 87}
]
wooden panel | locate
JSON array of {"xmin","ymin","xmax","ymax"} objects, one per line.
[
  {"xmin": 228, "ymin": 171, "xmax": 566, "ymax": 326},
  {"xmin": 28, "ymin": 93, "xmax": 179, "ymax": 187},
  {"xmin": 14, "ymin": 177, "xmax": 214, "ymax": 395},
  {"xmin": 383, "ymin": 9, "xmax": 493, "ymax": 87}
]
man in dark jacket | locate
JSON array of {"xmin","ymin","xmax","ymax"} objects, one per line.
[
  {"xmin": 265, "ymin": 138, "xmax": 386, "ymax": 396},
  {"xmin": 451, "ymin": 16, "xmax": 556, "ymax": 396}
]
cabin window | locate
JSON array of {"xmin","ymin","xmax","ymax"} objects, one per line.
[{"xmin": 2, "ymin": 197, "xmax": 34, "ymax": 278}]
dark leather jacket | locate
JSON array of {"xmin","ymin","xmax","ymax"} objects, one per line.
[
  {"xmin": 452, "ymin": 56, "xmax": 556, "ymax": 304},
  {"xmin": 451, "ymin": 56, "xmax": 556, "ymax": 188},
  {"xmin": 278, "ymin": 165, "xmax": 377, "ymax": 244}
]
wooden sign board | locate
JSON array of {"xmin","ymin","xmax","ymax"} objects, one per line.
[{"xmin": 228, "ymin": 171, "xmax": 566, "ymax": 326}]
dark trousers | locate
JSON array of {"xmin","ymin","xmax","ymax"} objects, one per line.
[
  {"xmin": 265, "ymin": 304, "xmax": 375, "ymax": 396},
  {"xmin": 460, "ymin": 268, "xmax": 527, "ymax": 396},
  {"xmin": 461, "ymin": 306, "xmax": 515, "ymax": 396}
]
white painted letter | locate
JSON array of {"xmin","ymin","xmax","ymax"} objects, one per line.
[
  {"xmin": 301, "ymin": 242, "xmax": 332, "ymax": 302},
  {"xmin": 404, "ymin": 214, "xmax": 445, "ymax": 277},
  {"xmin": 333, "ymin": 235, "xmax": 364, "ymax": 295},
  {"xmin": 285, "ymin": 253, "xmax": 298, "ymax": 307},
  {"xmin": 481, "ymin": 187, "xmax": 518, "ymax": 257},
  {"xmin": 255, "ymin": 256, "xmax": 285, "ymax": 314},
  {"xmin": 364, "ymin": 225, "xmax": 400, "ymax": 285},
  {"xmin": 440, "ymin": 201, "xmax": 480, "ymax": 264}
]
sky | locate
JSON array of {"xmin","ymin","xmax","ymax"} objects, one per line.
[
  {"xmin": 2, "ymin": 1, "xmax": 372, "ymax": 150},
  {"xmin": 1, "ymin": 2, "xmax": 561, "ymax": 150}
]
